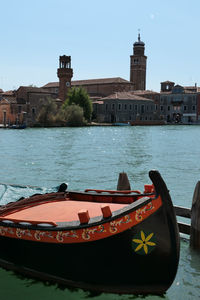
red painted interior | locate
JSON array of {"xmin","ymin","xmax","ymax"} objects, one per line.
[{"xmin": 1, "ymin": 200, "xmax": 128, "ymax": 223}]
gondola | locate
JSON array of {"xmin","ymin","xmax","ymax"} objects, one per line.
[
  {"xmin": 0, "ymin": 170, "xmax": 179, "ymax": 295},
  {"xmin": 8, "ymin": 124, "xmax": 26, "ymax": 129}
]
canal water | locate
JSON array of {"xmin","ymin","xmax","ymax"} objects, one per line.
[{"xmin": 0, "ymin": 126, "xmax": 199, "ymax": 300}]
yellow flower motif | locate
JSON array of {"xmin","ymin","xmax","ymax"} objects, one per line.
[{"xmin": 132, "ymin": 231, "xmax": 156, "ymax": 254}]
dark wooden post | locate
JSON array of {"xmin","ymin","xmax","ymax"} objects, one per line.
[
  {"xmin": 190, "ymin": 181, "xmax": 200, "ymax": 249},
  {"xmin": 117, "ymin": 172, "xmax": 131, "ymax": 190}
]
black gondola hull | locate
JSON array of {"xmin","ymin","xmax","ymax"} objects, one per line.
[
  {"xmin": 0, "ymin": 171, "xmax": 180, "ymax": 294},
  {"xmin": 0, "ymin": 208, "xmax": 178, "ymax": 294}
]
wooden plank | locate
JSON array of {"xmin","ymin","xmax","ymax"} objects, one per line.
[
  {"xmin": 174, "ymin": 206, "xmax": 191, "ymax": 218},
  {"xmin": 190, "ymin": 181, "xmax": 200, "ymax": 249},
  {"xmin": 178, "ymin": 222, "xmax": 191, "ymax": 235}
]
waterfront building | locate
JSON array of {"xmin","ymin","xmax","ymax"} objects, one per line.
[
  {"xmin": 43, "ymin": 77, "xmax": 135, "ymax": 99},
  {"xmin": 0, "ymin": 86, "xmax": 58, "ymax": 126},
  {"xmin": 0, "ymin": 90, "xmax": 18, "ymax": 126},
  {"xmin": 133, "ymin": 90, "xmax": 160, "ymax": 116},
  {"xmin": 15, "ymin": 86, "xmax": 58, "ymax": 126},
  {"xmin": 94, "ymin": 91, "xmax": 156, "ymax": 124},
  {"xmin": 160, "ymin": 81, "xmax": 200, "ymax": 124},
  {"xmin": 0, "ymin": 98, "xmax": 16, "ymax": 126}
]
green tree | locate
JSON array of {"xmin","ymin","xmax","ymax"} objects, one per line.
[
  {"xmin": 64, "ymin": 87, "xmax": 92, "ymax": 121},
  {"xmin": 36, "ymin": 97, "xmax": 58, "ymax": 126},
  {"xmin": 62, "ymin": 104, "xmax": 86, "ymax": 127}
]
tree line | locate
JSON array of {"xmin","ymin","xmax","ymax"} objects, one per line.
[{"xmin": 36, "ymin": 87, "xmax": 93, "ymax": 127}]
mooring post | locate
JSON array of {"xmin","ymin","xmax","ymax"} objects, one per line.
[
  {"xmin": 117, "ymin": 172, "xmax": 131, "ymax": 190},
  {"xmin": 190, "ymin": 181, "xmax": 200, "ymax": 250}
]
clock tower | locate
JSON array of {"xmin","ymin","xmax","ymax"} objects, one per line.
[
  {"xmin": 57, "ymin": 55, "xmax": 73, "ymax": 101},
  {"xmin": 130, "ymin": 33, "xmax": 147, "ymax": 90}
]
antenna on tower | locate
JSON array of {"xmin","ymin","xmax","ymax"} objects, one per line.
[{"xmin": 138, "ymin": 29, "xmax": 141, "ymax": 42}]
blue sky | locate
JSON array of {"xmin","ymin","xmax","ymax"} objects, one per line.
[{"xmin": 1, "ymin": 0, "xmax": 200, "ymax": 92}]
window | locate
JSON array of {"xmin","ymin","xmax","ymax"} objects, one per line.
[
  {"xmin": 168, "ymin": 106, "xmax": 170, "ymax": 111},
  {"xmin": 184, "ymin": 106, "xmax": 187, "ymax": 111},
  {"xmin": 3, "ymin": 111, "xmax": 6, "ymax": 124},
  {"xmin": 135, "ymin": 105, "xmax": 138, "ymax": 112},
  {"xmin": 112, "ymin": 103, "xmax": 115, "ymax": 110},
  {"xmin": 118, "ymin": 103, "xmax": 122, "ymax": 110},
  {"xmin": 192, "ymin": 105, "xmax": 196, "ymax": 111},
  {"xmin": 32, "ymin": 108, "xmax": 36, "ymax": 114},
  {"xmin": 124, "ymin": 104, "xmax": 127, "ymax": 110},
  {"xmin": 18, "ymin": 106, "xmax": 22, "ymax": 113},
  {"xmin": 105, "ymin": 104, "xmax": 108, "ymax": 111},
  {"xmin": 129, "ymin": 104, "xmax": 132, "ymax": 110},
  {"xmin": 141, "ymin": 105, "xmax": 145, "ymax": 114},
  {"xmin": 160, "ymin": 105, "xmax": 163, "ymax": 111},
  {"xmin": 174, "ymin": 106, "xmax": 180, "ymax": 111}
]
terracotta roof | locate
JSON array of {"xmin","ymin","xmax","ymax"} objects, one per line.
[
  {"xmin": 184, "ymin": 86, "xmax": 196, "ymax": 89},
  {"xmin": 101, "ymin": 92, "xmax": 154, "ymax": 102},
  {"xmin": 17, "ymin": 86, "xmax": 56, "ymax": 94},
  {"xmin": 133, "ymin": 90, "xmax": 159, "ymax": 95},
  {"xmin": 1, "ymin": 97, "xmax": 17, "ymax": 104},
  {"xmin": 0, "ymin": 89, "xmax": 3, "ymax": 93},
  {"xmin": 93, "ymin": 101, "xmax": 104, "ymax": 104},
  {"xmin": 0, "ymin": 98, "xmax": 9, "ymax": 103},
  {"xmin": 183, "ymin": 86, "xmax": 200, "ymax": 92},
  {"xmin": 42, "ymin": 82, "xmax": 58, "ymax": 88},
  {"xmin": 160, "ymin": 92, "xmax": 171, "ymax": 95},
  {"xmin": 2, "ymin": 90, "xmax": 14, "ymax": 96},
  {"xmin": 183, "ymin": 90, "xmax": 197, "ymax": 94},
  {"xmin": 72, "ymin": 77, "xmax": 130, "ymax": 85},
  {"xmin": 43, "ymin": 77, "xmax": 130, "ymax": 88}
]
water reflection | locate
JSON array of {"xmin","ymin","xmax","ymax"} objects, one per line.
[
  {"xmin": 0, "ymin": 266, "xmax": 169, "ymax": 300},
  {"xmin": 0, "ymin": 237, "xmax": 196, "ymax": 300}
]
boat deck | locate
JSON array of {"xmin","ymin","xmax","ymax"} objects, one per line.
[{"xmin": 0, "ymin": 199, "xmax": 128, "ymax": 224}]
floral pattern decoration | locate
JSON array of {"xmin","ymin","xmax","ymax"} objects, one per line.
[{"xmin": 132, "ymin": 230, "xmax": 156, "ymax": 255}]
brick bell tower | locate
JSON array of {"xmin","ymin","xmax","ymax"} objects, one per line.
[
  {"xmin": 57, "ymin": 55, "xmax": 73, "ymax": 101},
  {"xmin": 130, "ymin": 32, "xmax": 147, "ymax": 90}
]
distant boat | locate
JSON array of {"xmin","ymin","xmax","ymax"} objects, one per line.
[
  {"xmin": 113, "ymin": 122, "xmax": 131, "ymax": 126},
  {"xmin": 8, "ymin": 124, "xmax": 26, "ymax": 129},
  {"xmin": 131, "ymin": 120, "xmax": 166, "ymax": 126},
  {"xmin": 0, "ymin": 170, "xmax": 179, "ymax": 295}
]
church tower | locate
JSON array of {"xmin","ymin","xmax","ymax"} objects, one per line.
[
  {"xmin": 57, "ymin": 55, "xmax": 73, "ymax": 101},
  {"xmin": 130, "ymin": 33, "xmax": 147, "ymax": 90}
]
